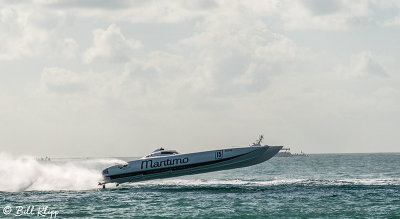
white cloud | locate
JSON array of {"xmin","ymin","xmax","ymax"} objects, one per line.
[
  {"xmin": 61, "ymin": 38, "xmax": 80, "ymax": 59},
  {"xmin": 172, "ymin": 16, "xmax": 309, "ymax": 94},
  {"xmin": 40, "ymin": 67, "xmax": 87, "ymax": 94},
  {"xmin": 348, "ymin": 51, "xmax": 388, "ymax": 78},
  {"xmin": 3, "ymin": 1, "xmax": 400, "ymax": 32},
  {"xmin": 0, "ymin": 6, "xmax": 79, "ymax": 60},
  {"xmin": 265, "ymin": 0, "xmax": 400, "ymax": 30},
  {"xmin": 83, "ymin": 24, "xmax": 142, "ymax": 63},
  {"xmin": 1, "ymin": 0, "xmax": 400, "ymax": 155},
  {"xmin": 0, "ymin": 7, "xmax": 26, "ymax": 60},
  {"xmin": 383, "ymin": 15, "xmax": 400, "ymax": 26},
  {"xmin": 279, "ymin": 0, "xmax": 370, "ymax": 30}
]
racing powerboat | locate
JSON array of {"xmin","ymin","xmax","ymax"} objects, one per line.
[{"xmin": 100, "ymin": 135, "xmax": 282, "ymax": 188}]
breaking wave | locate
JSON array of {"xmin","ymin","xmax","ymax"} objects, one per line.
[{"xmin": 0, "ymin": 152, "xmax": 125, "ymax": 192}]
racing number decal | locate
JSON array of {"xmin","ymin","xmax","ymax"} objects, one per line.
[{"xmin": 215, "ymin": 150, "xmax": 223, "ymax": 159}]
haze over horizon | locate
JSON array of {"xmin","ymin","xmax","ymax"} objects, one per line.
[{"xmin": 1, "ymin": 0, "xmax": 399, "ymax": 157}]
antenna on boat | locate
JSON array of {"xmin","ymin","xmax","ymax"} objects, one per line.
[{"xmin": 251, "ymin": 134, "xmax": 263, "ymax": 146}]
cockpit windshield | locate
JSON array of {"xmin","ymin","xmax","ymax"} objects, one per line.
[
  {"xmin": 161, "ymin": 151, "xmax": 177, "ymax": 155},
  {"xmin": 152, "ymin": 147, "xmax": 165, "ymax": 152},
  {"xmin": 145, "ymin": 148, "xmax": 179, "ymax": 158}
]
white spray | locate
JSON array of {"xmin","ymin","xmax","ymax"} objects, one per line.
[{"xmin": 0, "ymin": 152, "xmax": 126, "ymax": 192}]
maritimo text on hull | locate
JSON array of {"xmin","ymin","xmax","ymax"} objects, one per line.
[{"xmin": 99, "ymin": 135, "xmax": 283, "ymax": 188}]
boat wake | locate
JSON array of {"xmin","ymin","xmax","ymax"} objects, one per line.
[
  {"xmin": 0, "ymin": 152, "xmax": 125, "ymax": 192},
  {"xmin": 128, "ymin": 178, "xmax": 400, "ymax": 188}
]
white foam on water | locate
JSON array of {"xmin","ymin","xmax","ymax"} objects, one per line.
[
  {"xmin": 129, "ymin": 177, "xmax": 400, "ymax": 188},
  {"xmin": 336, "ymin": 178, "xmax": 400, "ymax": 186},
  {"xmin": 0, "ymin": 152, "xmax": 125, "ymax": 192},
  {"xmin": 129, "ymin": 178, "xmax": 306, "ymax": 187}
]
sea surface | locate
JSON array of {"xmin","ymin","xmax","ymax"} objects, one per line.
[{"xmin": 1, "ymin": 153, "xmax": 399, "ymax": 218}]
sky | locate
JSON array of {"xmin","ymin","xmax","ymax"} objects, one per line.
[{"xmin": 1, "ymin": 0, "xmax": 399, "ymax": 157}]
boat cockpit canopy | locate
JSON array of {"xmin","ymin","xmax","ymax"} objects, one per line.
[{"xmin": 145, "ymin": 147, "xmax": 179, "ymax": 158}]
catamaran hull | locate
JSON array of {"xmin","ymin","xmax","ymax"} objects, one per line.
[{"xmin": 102, "ymin": 145, "xmax": 282, "ymax": 184}]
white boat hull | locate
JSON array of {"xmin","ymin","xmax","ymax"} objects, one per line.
[{"xmin": 102, "ymin": 145, "xmax": 282, "ymax": 184}]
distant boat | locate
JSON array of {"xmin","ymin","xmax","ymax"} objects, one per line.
[
  {"xmin": 35, "ymin": 156, "xmax": 51, "ymax": 161},
  {"xmin": 99, "ymin": 135, "xmax": 283, "ymax": 188},
  {"xmin": 276, "ymin": 148, "xmax": 308, "ymax": 157}
]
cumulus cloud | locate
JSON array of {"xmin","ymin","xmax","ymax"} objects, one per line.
[
  {"xmin": 0, "ymin": 6, "xmax": 79, "ymax": 60},
  {"xmin": 274, "ymin": 0, "xmax": 400, "ymax": 30},
  {"xmin": 383, "ymin": 15, "xmax": 400, "ymax": 26},
  {"xmin": 40, "ymin": 67, "xmax": 87, "ymax": 94},
  {"xmin": 1, "ymin": 0, "xmax": 400, "ymax": 155},
  {"xmin": 3, "ymin": 1, "xmax": 400, "ymax": 31},
  {"xmin": 173, "ymin": 17, "xmax": 307, "ymax": 94},
  {"xmin": 348, "ymin": 51, "xmax": 388, "ymax": 78},
  {"xmin": 0, "ymin": 8, "xmax": 22, "ymax": 60},
  {"xmin": 34, "ymin": 6, "xmax": 309, "ymax": 111},
  {"xmin": 83, "ymin": 24, "xmax": 142, "ymax": 63}
]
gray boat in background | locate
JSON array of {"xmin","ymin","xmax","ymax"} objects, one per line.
[{"xmin": 276, "ymin": 147, "xmax": 308, "ymax": 157}]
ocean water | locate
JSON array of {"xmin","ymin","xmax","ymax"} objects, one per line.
[{"xmin": 1, "ymin": 153, "xmax": 399, "ymax": 218}]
